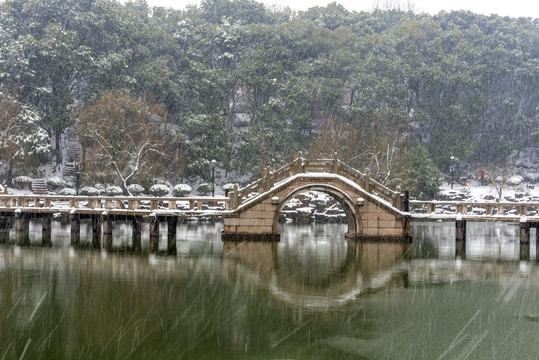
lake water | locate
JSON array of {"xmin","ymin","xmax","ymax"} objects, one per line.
[{"xmin": 2, "ymin": 220, "xmax": 539, "ymax": 359}]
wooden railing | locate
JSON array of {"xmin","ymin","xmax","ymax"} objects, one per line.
[
  {"xmin": 410, "ymin": 200, "xmax": 539, "ymax": 218},
  {"xmin": 0, "ymin": 194, "xmax": 229, "ymax": 212},
  {"xmin": 228, "ymin": 153, "xmax": 403, "ymax": 210}
]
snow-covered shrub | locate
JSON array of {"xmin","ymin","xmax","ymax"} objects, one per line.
[
  {"xmin": 173, "ymin": 184, "xmax": 192, "ymax": 197},
  {"xmin": 523, "ymin": 173, "xmax": 539, "ymax": 183},
  {"xmin": 507, "ymin": 175, "xmax": 523, "ymax": 186},
  {"xmin": 105, "ymin": 186, "xmax": 123, "ymax": 196},
  {"xmin": 46, "ymin": 176, "xmax": 67, "ymax": 189},
  {"xmin": 13, "ymin": 176, "xmax": 32, "ymax": 189},
  {"xmin": 127, "ymin": 184, "xmax": 145, "ymax": 196},
  {"xmin": 149, "ymin": 184, "xmax": 170, "ymax": 197},
  {"xmin": 197, "ymin": 183, "xmax": 213, "ymax": 195},
  {"xmin": 79, "ymin": 186, "xmax": 100, "ymax": 196},
  {"xmin": 58, "ymin": 188, "xmax": 77, "ymax": 196},
  {"xmin": 94, "ymin": 183, "xmax": 106, "ymax": 195}
]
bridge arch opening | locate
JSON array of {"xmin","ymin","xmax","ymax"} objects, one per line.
[{"xmin": 272, "ymin": 184, "xmax": 362, "ymax": 239}]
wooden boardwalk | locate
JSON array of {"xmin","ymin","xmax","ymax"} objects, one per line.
[{"xmin": 0, "ymin": 194, "xmax": 230, "ymax": 216}]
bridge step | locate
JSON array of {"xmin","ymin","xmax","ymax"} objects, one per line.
[
  {"xmin": 31, "ymin": 179, "xmax": 49, "ymax": 195},
  {"xmin": 62, "ymin": 127, "xmax": 82, "ymax": 176}
]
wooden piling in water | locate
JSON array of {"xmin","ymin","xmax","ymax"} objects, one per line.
[
  {"xmin": 103, "ymin": 214, "xmax": 113, "ymax": 251},
  {"xmin": 455, "ymin": 219, "xmax": 466, "ymax": 242},
  {"xmin": 455, "ymin": 239, "xmax": 466, "ymax": 258},
  {"xmin": 455, "ymin": 219, "xmax": 466, "ymax": 258},
  {"xmin": 132, "ymin": 216, "xmax": 142, "ymax": 252},
  {"xmin": 149, "ymin": 215, "xmax": 159, "ymax": 253},
  {"xmin": 520, "ymin": 220, "xmax": 530, "ymax": 260},
  {"xmin": 0, "ymin": 215, "xmax": 11, "ymax": 243},
  {"xmin": 167, "ymin": 216, "xmax": 178, "ymax": 255},
  {"xmin": 15, "ymin": 212, "xmax": 29, "ymax": 246},
  {"xmin": 70, "ymin": 213, "xmax": 80, "ymax": 246},
  {"xmin": 42, "ymin": 216, "xmax": 52, "ymax": 247},
  {"xmin": 91, "ymin": 215, "xmax": 101, "ymax": 249}
]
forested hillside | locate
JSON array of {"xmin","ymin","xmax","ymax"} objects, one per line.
[{"xmin": 2, "ymin": 0, "xmax": 539, "ymax": 198}]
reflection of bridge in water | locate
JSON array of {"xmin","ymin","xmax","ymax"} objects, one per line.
[
  {"xmin": 222, "ymin": 231, "xmax": 539, "ymax": 311},
  {"xmin": 2, "ymin": 224, "xmax": 538, "ymax": 316}
]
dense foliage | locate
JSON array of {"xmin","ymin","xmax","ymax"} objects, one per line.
[{"xmin": 1, "ymin": 0, "xmax": 539, "ymax": 198}]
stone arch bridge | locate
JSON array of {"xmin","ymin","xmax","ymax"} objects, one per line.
[{"xmin": 223, "ymin": 153, "xmax": 411, "ymax": 242}]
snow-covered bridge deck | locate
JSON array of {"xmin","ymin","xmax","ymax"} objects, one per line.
[
  {"xmin": 0, "ymin": 194, "xmax": 230, "ymax": 217},
  {"xmin": 410, "ymin": 200, "xmax": 539, "ymax": 221}
]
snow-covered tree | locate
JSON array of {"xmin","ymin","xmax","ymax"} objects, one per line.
[
  {"xmin": 0, "ymin": 11, "xmax": 33, "ymax": 96},
  {"xmin": 0, "ymin": 96, "xmax": 50, "ymax": 184},
  {"xmin": 77, "ymin": 91, "xmax": 169, "ymax": 195}
]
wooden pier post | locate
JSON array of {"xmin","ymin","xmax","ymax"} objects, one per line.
[
  {"xmin": 91, "ymin": 215, "xmax": 101, "ymax": 249},
  {"xmin": 167, "ymin": 216, "xmax": 178, "ymax": 255},
  {"xmin": 102, "ymin": 214, "xmax": 113, "ymax": 251},
  {"xmin": 132, "ymin": 216, "xmax": 142, "ymax": 253},
  {"xmin": 42, "ymin": 216, "xmax": 52, "ymax": 247},
  {"xmin": 455, "ymin": 217, "xmax": 466, "ymax": 258},
  {"xmin": 0, "ymin": 216, "xmax": 11, "ymax": 243},
  {"xmin": 534, "ymin": 223, "xmax": 539, "ymax": 262},
  {"xmin": 520, "ymin": 219, "xmax": 530, "ymax": 260},
  {"xmin": 70, "ymin": 213, "xmax": 80, "ymax": 246},
  {"xmin": 14, "ymin": 211, "xmax": 29, "ymax": 246},
  {"xmin": 455, "ymin": 218, "xmax": 466, "ymax": 242},
  {"xmin": 149, "ymin": 214, "xmax": 159, "ymax": 253}
]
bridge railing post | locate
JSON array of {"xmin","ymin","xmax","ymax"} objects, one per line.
[
  {"xmin": 364, "ymin": 177, "xmax": 370, "ymax": 192},
  {"xmin": 128, "ymin": 199, "xmax": 140, "ymax": 210},
  {"xmin": 114, "ymin": 199, "xmax": 123, "ymax": 209},
  {"xmin": 331, "ymin": 152, "xmax": 338, "ymax": 174},
  {"xmin": 293, "ymin": 151, "xmax": 304, "ymax": 174},
  {"xmin": 263, "ymin": 166, "xmax": 274, "ymax": 192},
  {"xmin": 229, "ymin": 184, "xmax": 239, "ymax": 209}
]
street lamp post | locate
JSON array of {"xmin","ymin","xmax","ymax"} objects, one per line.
[
  {"xmin": 450, "ymin": 156, "xmax": 455, "ymax": 189},
  {"xmin": 75, "ymin": 163, "xmax": 81, "ymax": 195},
  {"xmin": 210, "ymin": 159, "xmax": 216, "ymax": 197}
]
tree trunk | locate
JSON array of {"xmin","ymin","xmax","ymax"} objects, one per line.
[
  {"xmin": 55, "ymin": 129, "xmax": 62, "ymax": 165},
  {"xmin": 81, "ymin": 144, "xmax": 86, "ymax": 172}
]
